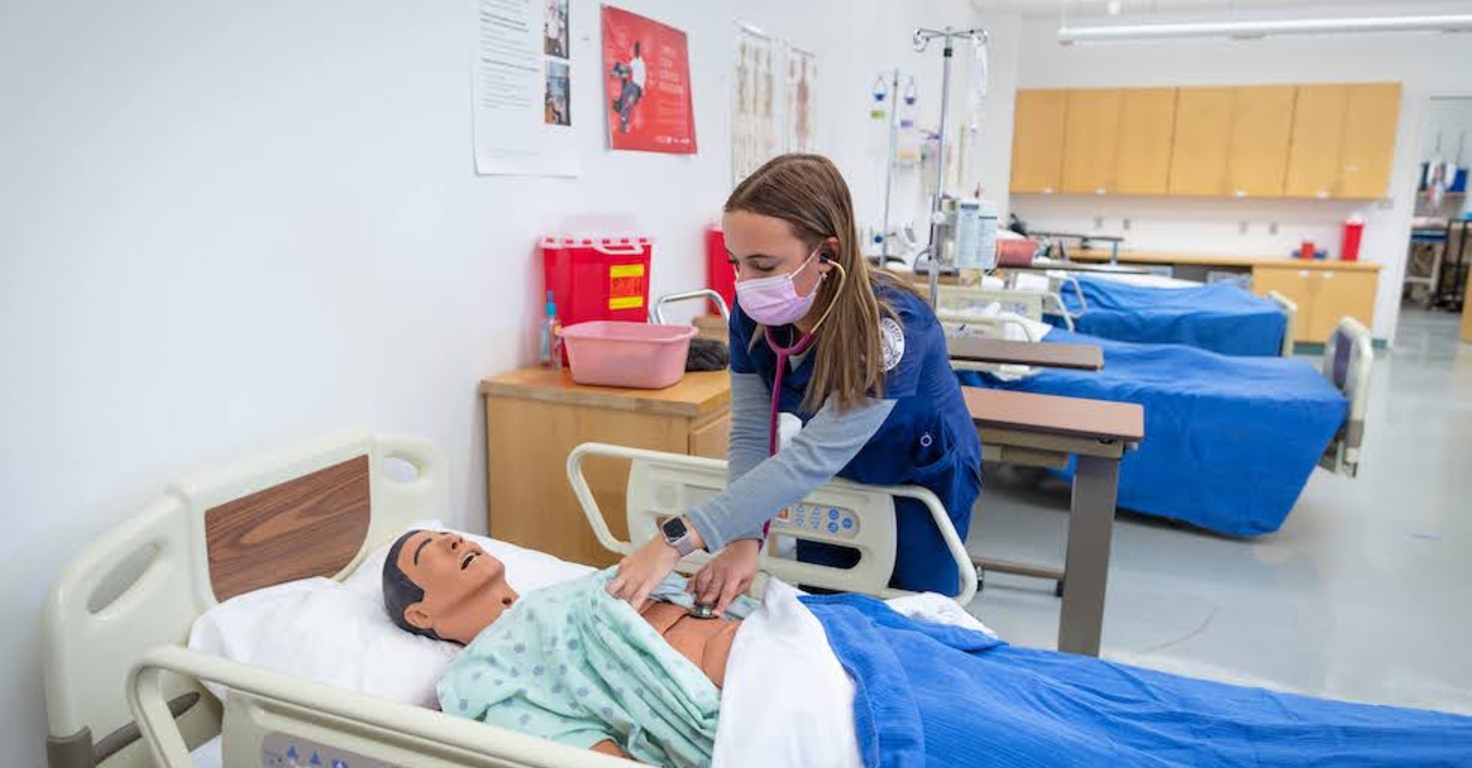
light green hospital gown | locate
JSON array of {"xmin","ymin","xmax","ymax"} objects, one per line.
[{"xmin": 438, "ymin": 568, "xmax": 754, "ymax": 768}]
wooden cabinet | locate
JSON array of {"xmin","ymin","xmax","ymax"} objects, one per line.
[
  {"xmin": 1010, "ymin": 89, "xmax": 1069, "ymax": 194},
  {"xmin": 1285, "ymin": 84, "xmax": 1350, "ymax": 198},
  {"xmin": 480, "ymin": 369, "xmax": 731, "ymax": 567},
  {"xmin": 1114, "ymin": 88, "xmax": 1176, "ymax": 195},
  {"xmin": 1339, "ymin": 83, "xmax": 1402, "ymax": 199},
  {"xmin": 1252, "ymin": 264, "xmax": 1379, "ymax": 343},
  {"xmin": 1227, "ymin": 86, "xmax": 1295, "ymax": 197},
  {"xmin": 1168, "ymin": 87, "xmax": 1235, "ymax": 195},
  {"xmin": 1062, "ymin": 89, "xmax": 1123, "ymax": 194},
  {"xmin": 1010, "ymin": 82, "xmax": 1400, "ymax": 200}
]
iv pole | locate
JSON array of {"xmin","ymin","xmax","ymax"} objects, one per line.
[{"xmin": 912, "ymin": 26, "xmax": 986, "ymax": 308}]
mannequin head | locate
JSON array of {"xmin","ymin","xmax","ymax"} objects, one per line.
[{"xmin": 382, "ymin": 530, "xmax": 520, "ymax": 645}]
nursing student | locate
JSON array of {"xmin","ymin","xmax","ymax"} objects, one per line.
[{"xmin": 607, "ymin": 153, "xmax": 982, "ymax": 614}]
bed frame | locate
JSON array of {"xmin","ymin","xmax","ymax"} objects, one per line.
[{"xmin": 44, "ymin": 432, "xmax": 974, "ymax": 768}]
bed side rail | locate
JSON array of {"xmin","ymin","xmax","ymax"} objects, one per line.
[
  {"xmin": 128, "ymin": 646, "xmax": 635, "ymax": 768},
  {"xmin": 566, "ymin": 443, "xmax": 976, "ymax": 605},
  {"xmin": 1267, "ymin": 291, "xmax": 1299, "ymax": 357},
  {"xmin": 1320, "ymin": 317, "xmax": 1373, "ymax": 477}
]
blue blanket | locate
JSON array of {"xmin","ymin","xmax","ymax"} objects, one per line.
[
  {"xmin": 801, "ymin": 593, "xmax": 1472, "ymax": 768},
  {"xmin": 959, "ymin": 330, "xmax": 1347, "ymax": 535},
  {"xmin": 1056, "ymin": 277, "xmax": 1287, "ymax": 357}
]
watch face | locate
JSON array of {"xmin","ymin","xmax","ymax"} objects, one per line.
[{"xmin": 662, "ymin": 517, "xmax": 687, "ymax": 540}]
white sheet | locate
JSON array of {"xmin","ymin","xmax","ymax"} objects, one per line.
[{"xmin": 714, "ymin": 581, "xmax": 996, "ymax": 768}]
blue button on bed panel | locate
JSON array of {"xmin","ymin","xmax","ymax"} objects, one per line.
[
  {"xmin": 829, "ymin": 509, "xmax": 839, "ymax": 520},
  {"xmin": 828, "ymin": 522, "xmax": 839, "ymax": 533},
  {"xmin": 842, "ymin": 518, "xmax": 853, "ymax": 529}
]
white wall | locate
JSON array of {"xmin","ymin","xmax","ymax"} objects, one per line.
[
  {"xmin": 0, "ymin": 0, "xmax": 1007, "ymax": 764},
  {"xmin": 1010, "ymin": 0, "xmax": 1472, "ymax": 340}
]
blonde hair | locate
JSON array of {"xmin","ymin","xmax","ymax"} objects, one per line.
[{"xmin": 725, "ymin": 154, "xmax": 915, "ymax": 413}]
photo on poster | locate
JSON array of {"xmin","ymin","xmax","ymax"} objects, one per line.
[
  {"xmin": 601, "ymin": 5, "xmax": 697, "ymax": 154},
  {"xmin": 545, "ymin": 59, "xmax": 571, "ymax": 126},
  {"xmin": 544, "ymin": 0, "xmax": 569, "ymax": 58},
  {"xmin": 786, "ymin": 47, "xmax": 816, "ymax": 153}
]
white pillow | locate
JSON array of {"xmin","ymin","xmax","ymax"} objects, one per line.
[
  {"xmin": 341, "ymin": 519, "xmax": 596, "ymax": 598},
  {"xmin": 188, "ymin": 521, "xmax": 596, "ymax": 709},
  {"xmin": 188, "ymin": 577, "xmax": 458, "ymax": 708}
]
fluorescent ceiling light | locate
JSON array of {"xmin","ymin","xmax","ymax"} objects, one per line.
[{"xmin": 1058, "ymin": 14, "xmax": 1472, "ymax": 44}]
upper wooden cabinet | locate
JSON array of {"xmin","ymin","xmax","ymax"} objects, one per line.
[
  {"xmin": 1062, "ymin": 89, "xmax": 1123, "ymax": 194},
  {"xmin": 1227, "ymin": 86, "xmax": 1295, "ymax": 197},
  {"xmin": 1010, "ymin": 89, "xmax": 1069, "ymax": 194},
  {"xmin": 1285, "ymin": 84, "xmax": 1350, "ymax": 198},
  {"xmin": 1339, "ymin": 83, "xmax": 1402, "ymax": 199},
  {"xmin": 1010, "ymin": 82, "xmax": 1401, "ymax": 200},
  {"xmin": 1115, "ymin": 88, "xmax": 1176, "ymax": 195},
  {"xmin": 1168, "ymin": 87, "xmax": 1235, "ymax": 196}
]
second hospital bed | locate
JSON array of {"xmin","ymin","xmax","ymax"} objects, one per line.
[
  {"xmin": 939, "ymin": 286, "xmax": 1371, "ymax": 536},
  {"xmin": 1014, "ymin": 269, "xmax": 1297, "ymax": 357},
  {"xmin": 47, "ymin": 432, "xmax": 1467, "ymax": 768}
]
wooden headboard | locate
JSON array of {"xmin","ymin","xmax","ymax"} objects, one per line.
[{"xmin": 205, "ymin": 455, "xmax": 372, "ymax": 602}]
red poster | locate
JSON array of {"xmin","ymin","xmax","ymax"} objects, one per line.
[{"xmin": 601, "ymin": 5, "xmax": 697, "ymax": 154}]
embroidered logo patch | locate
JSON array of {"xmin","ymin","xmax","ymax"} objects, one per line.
[{"xmin": 880, "ymin": 317, "xmax": 905, "ymax": 371}]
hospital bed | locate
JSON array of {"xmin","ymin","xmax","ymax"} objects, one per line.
[
  {"xmin": 936, "ymin": 285, "xmax": 1372, "ymax": 534},
  {"xmin": 42, "ymin": 433, "xmax": 975, "ymax": 768},
  {"xmin": 1005, "ymin": 269, "xmax": 1299, "ymax": 357}
]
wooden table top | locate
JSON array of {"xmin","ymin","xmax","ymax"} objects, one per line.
[
  {"xmin": 965, "ymin": 387, "xmax": 1145, "ymax": 444},
  {"xmin": 1065, "ymin": 249, "xmax": 1383, "ymax": 272},
  {"xmin": 479, "ymin": 368, "xmax": 731, "ymax": 419},
  {"xmin": 947, "ymin": 337, "xmax": 1105, "ymax": 371}
]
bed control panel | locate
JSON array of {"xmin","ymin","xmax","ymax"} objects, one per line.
[
  {"xmin": 772, "ymin": 502, "xmax": 861, "ymax": 539},
  {"xmin": 262, "ymin": 733, "xmax": 401, "ymax": 768}
]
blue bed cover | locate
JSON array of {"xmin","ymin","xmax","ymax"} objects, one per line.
[
  {"xmin": 803, "ymin": 593, "xmax": 1472, "ymax": 768},
  {"xmin": 1056, "ymin": 276, "xmax": 1287, "ymax": 357},
  {"xmin": 959, "ymin": 329, "xmax": 1347, "ymax": 535}
]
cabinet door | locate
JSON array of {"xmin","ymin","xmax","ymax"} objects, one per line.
[
  {"xmin": 1253, "ymin": 266, "xmax": 1316, "ymax": 343},
  {"xmin": 1115, "ymin": 88, "xmax": 1177, "ymax": 195},
  {"xmin": 1308, "ymin": 270, "xmax": 1378, "ymax": 342},
  {"xmin": 1227, "ymin": 86, "xmax": 1295, "ymax": 197},
  {"xmin": 1285, "ymin": 84, "xmax": 1349, "ymax": 198},
  {"xmin": 690, "ymin": 414, "xmax": 732, "ymax": 460},
  {"xmin": 1062, "ymin": 89, "xmax": 1123, "ymax": 194},
  {"xmin": 1168, "ymin": 87, "xmax": 1235, "ymax": 195},
  {"xmin": 1338, "ymin": 83, "xmax": 1402, "ymax": 199},
  {"xmin": 1010, "ymin": 89, "xmax": 1069, "ymax": 194}
]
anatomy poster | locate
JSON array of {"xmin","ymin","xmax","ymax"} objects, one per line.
[
  {"xmin": 732, "ymin": 25, "xmax": 776, "ymax": 183},
  {"xmin": 785, "ymin": 46, "xmax": 816, "ymax": 153},
  {"xmin": 601, "ymin": 5, "xmax": 697, "ymax": 154},
  {"xmin": 472, "ymin": 0, "xmax": 578, "ymax": 176}
]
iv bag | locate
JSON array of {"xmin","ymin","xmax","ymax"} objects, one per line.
[{"xmin": 969, "ymin": 35, "xmax": 989, "ymax": 112}]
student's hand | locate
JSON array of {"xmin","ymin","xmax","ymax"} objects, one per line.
[
  {"xmin": 607, "ymin": 537, "xmax": 683, "ymax": 612},
  {"xmin": 689, "ymin": 539, "xmax": 762, "ymax": 617}
]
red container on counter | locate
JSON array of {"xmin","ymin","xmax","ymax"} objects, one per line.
[
  {"xmin": 705, "ymin": 226, "xmax": 735, "ymax": 315},
  {"xmin": 1299, "ymin": 240, "xmax": 1316, "ymax": 260},
  {"xmin": 541, "ymin": 235, "xmax": 653, "ymax": 327},
  {"xmin": 1341, "ymin": 217, "xmax": 1364, "ymax": 262}
]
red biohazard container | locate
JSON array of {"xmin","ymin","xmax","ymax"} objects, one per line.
[
  {"xmin": 541, "ymin": 235, "xmax": 653, "ymax": 328},
  {"xmin": 705, "ymin": 226, "xmax": 735, "ymax": 316},
  {"xmin": 1340, "ymin": 217, "xmax": 1365, "ymax": 262}
]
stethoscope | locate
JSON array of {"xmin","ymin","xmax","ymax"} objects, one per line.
[{"xmin": 687, "ymin": 257, "xmax": 846, "ymax": 620}]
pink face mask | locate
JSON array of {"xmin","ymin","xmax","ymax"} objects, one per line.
[{"xmin": 735, "ymin": 248, "xmax": 824, "ymax": 326}]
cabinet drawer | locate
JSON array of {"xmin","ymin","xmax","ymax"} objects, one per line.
[
  {"xmin": 690, "ymin": 414, "xmax": 732, "ymax": 460},
  {"xmin": 1307, "ymin": 269, "xmax": 1377, "ymax": 342}
]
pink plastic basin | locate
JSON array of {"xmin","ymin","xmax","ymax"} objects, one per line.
[{"xmin": 561, "ymin": 321, "xmax": 698, "ymax": 389}]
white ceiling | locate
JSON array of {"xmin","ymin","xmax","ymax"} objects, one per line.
[{"xmin": 976, "ymin": 0, "xmax": 1450, "ymax": 16}]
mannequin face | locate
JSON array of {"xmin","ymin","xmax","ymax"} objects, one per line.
[{"xmin": 396, "ymin": 531, "xmax": 520, "ymax": 644}]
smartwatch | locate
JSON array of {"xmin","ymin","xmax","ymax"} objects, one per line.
[{"xmin": 661, "ymin": 517, "xmax": 698, "ymax": 557}]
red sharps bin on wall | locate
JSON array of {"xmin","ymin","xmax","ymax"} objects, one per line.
[{"xmin": 541, "ymin": 235, "xmax": 654, "ymax": 327}]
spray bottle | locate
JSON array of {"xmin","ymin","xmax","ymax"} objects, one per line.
[{"xmin": 539, "ymin": 291, "xmax": 563, "ymax": 370}]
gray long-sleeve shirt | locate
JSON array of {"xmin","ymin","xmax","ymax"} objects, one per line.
[{"xmin": 684, "ymin": 371, "xmax": 894, "ymax": 553}]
